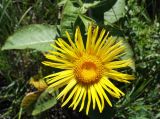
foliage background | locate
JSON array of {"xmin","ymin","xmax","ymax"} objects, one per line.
[{"xmin": 0, "ymin": 0, "xmax": 160, "ymax": 119}]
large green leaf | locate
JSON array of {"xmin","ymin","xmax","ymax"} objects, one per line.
[
  {"xmin": 60, "ymin": 0, "xmax": 79, "ymax": 36},
  {"xmin": 104, "ymin": 0, "xmax": 126, "ymax": 24},
  {"xmin": 32, "ymin": 87, "xmax": 57, "ymax": 115},
  {"xmin": 1, "ymin": 24, "xmax": 58, "ymax": 51}
]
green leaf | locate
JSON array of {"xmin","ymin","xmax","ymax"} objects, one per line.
[
  {"xmin": 80, "ymin": 1, "xmax": 100, "ymax": 13},
  {"xmin": 79, "ymin": 14, "xmax": 95, "ymax": 28},
  {"xmin": 21, "ymin": 92, "xmax": 40, "ymax": 109},
  {"xmin": 2, "ymin": 24, "xmax": 58, "ymax": 51},
  {"xmin": 60, "ymin": 0, "xmax": 79, "ymax": 36},
  {"xmin": 83, "ymin": 0, "xmax": 117, "ymax": 23},
  {"xmin": 32, "ymin": 87, "xmax": 57, "ymax": 115},
  {"xmin": 104, "ymin": 0, "xmax": 126, "ymax": 24},
  {"xmin": 156, "ymin": 113, "xmax": 160, "ymax": 119},
  {"xmin": 131, "ymin": 79, "xmax": 152, "ymax": 99},
  {"xmin": 82, "ymin": 0, "xmax": 117, "ymax": 11}
]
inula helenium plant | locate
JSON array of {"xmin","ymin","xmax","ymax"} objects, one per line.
[{"xmin": 1, "ymin": 0, "xmax": 159, "ymax": 119}]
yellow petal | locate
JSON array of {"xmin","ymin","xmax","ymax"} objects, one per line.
[
  {"xmin": 48, "ymin": 75, "xmax": 73, "ymax": 88},
  {"xmin": 99, "ymin": 80, "xmax": 120, "ymax": 98},
  {"xmin": 97, "ymin": 36, "xmax": 115, "ymax": 56},
  {"xmin": 69, "ymin": 84, "xmax": 81, "ymax": 108},
  {"xmin": 73, "ymin": 86, "xmax": 85, "ymax": 110},
  {"xmin": 90, "ymin": 86, "xmax": 96, "ymax": 109},
  {"xmin": 50, "ymin": 44, "xmax": 78, "ymax": 59},
  {"xmin": 48, "ymin": 50, "xmax": 67, "ymax": 59},
  {"xmin": 94, "ymin": 29, "xmax": 106, "ymax": 51},
  {"xmin": 96, "ymin": 32, "xmax": 109, "ymax": 55},
  {"xmin": 86, "ymin": 25, "xmax": 92, "ymax": 50},
  {"xmin": 91, "ymin": 26, "xmax": 99, "ymax": 47},
  {"xmin": 97, "ymin": 80, "xmax": 112, "ymax": 107},
  {"xmin": 94, "ymin": 83, "xmax": 105, "ymax": 110},
  {"xmin": 79, "ymin": 88, "xmax": 86, "ymax": 112},
  {"xmin": 103, "ymin": 45, "xmax": 125, "ymax": 62},
  {"xmin": 58, "ymin": 38, "xmax": 71, "ymax": 48},
  {"xmin": 61, "ymin": 85, "xmax": 78, "ymax": 107},
  {"xmin": 57, "ymin": 79, "xmax": 77, "ymax": 99},
  {"xmin": 42, "ymin": 61, "xmax": 72, "ymax": 69},
  {"xmin": 47, "ymin": 71, "xmax": 73, "ymax": 84},
  {"xmin": 105, "ymin": 59, "xmax": 133, "ymax": 69},
  {"xmin": 86, "ymin": 86, "xmax": 91, "ymax": 115},
  {"xmin": 45, "ymin": 70, "xmax": 73, "ymax": 79},
  {"xmin": 107, "ymin": 70, "xmax": 135, "ymax": 80},
  {"xmin": 91, "ymin": 85, "xmax": 102, "ymax": 112},
  {"xmin": 75, "ymin": 27, "xmax": 84, "ymax": 51},
  {"xmin": 65, "ymin": 31, "xmax": 77, "ymax": 50},
  {"xmin": 101, "ymin": 77, "xmax": 125, "ymax": 96}
]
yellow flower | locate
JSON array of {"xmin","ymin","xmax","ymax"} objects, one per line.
[{"xmin": 42, "ymin": 24, "xmax": 134, "ymax": 115}]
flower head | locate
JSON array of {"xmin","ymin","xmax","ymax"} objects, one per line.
[{"xmin": 43, "ymin": 24, "xmax": 134, "ymax": 115}]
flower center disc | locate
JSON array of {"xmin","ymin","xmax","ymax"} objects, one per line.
[{"xmin": 74, "ymin": 54, "xmax": 103, "ymax": 84}]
